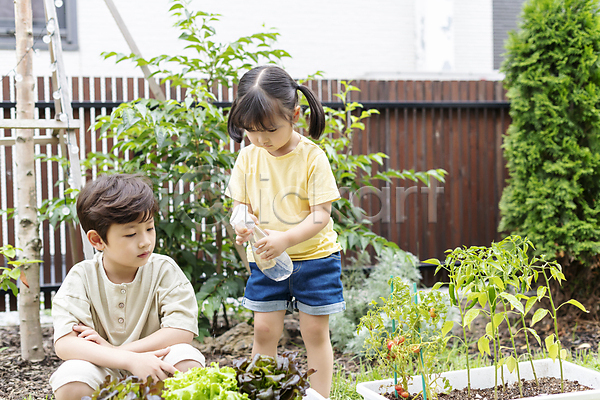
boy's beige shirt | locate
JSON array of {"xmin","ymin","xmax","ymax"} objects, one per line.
[
  {"xmin": 226, "ymin": 134, "xmax": 342, "ymax": 261},
  {"xmin": 52, "ymin": 252, "xmax": 199, "ymax": 345}
]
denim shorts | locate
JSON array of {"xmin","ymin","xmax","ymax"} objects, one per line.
[{"xmin": 242, "ymin": 252, "xmax": 346, "ymax": 316}]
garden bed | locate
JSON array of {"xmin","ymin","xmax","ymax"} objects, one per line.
[
  {"xmin": 0, "ymin": 314, "xmax": 364, "ymax": 399},
  {"xmin": 0, "ymin": 311, "xmax": 598, "ymax": 399}
]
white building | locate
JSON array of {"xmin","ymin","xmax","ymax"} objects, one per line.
[{"xmin": 0, "ymin": 0, "xmax": 525, "ymax": 82}]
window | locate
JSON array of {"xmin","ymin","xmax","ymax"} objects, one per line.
[
  {"xmin": 493, "ymin": 0, "xmax": 525, "ymax": 70},
  {"xmin": 0, "ymin": 0, "xmax": 78, "ymax": 50}
]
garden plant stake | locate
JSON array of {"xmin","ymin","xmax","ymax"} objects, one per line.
[
  {"xmin": 412, "ymin": 282, "xmax": 428, "ymax": 400},
  {"xmin": 390, "ymin": 277, "xmax": 399, "ymax": 398}
]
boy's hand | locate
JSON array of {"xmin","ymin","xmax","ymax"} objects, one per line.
[
  {"xmin": 73, "ymin": 324, "xmax": 112, "ymax": 348},
  {"xmin": 125, "ymin": 348, "xmax": 178, "ymax": 383},
  {"xmin": 255, "ymin": 229, "xmax": 290, "ymax": 260}
]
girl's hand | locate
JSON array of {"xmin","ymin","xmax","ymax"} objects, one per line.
[
  {"xmin": 234, "ymin": 225, "xmax": 253, "ymax": 245},
  {"xmin": 255, "ymin": 229, "xmax": 290, "ymax": 260},
  {"xmin": 233, "ymin": 213, "xmax": 258, "ymax": 245},
  {"xmin": 73, "ymin": 323, "xmax": 112, "ymax": 348}
]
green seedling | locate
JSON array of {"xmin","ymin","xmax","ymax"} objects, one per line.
[
  {"xmin": 428, "ymin": 235, "xmax": 589, "ymax": 400},
  {"xmin": 358, "ymin": 278, "xmax": 452, "ymax": 400}
]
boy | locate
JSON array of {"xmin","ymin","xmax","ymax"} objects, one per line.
[{"xmin": 50, "ymin": 174, "xmax": 205, "ymax": 400}]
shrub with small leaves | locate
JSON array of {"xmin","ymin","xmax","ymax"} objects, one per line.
[{"xmin": 500, "ymin": 0, "xmax": 600, "ymax": 313}]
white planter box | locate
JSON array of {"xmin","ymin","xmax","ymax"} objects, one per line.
[
  {"xmin": 304, "ymin": 388, "xmax": 326, "ymax": 400},
  {"xmin": 356, "ymin": 359, "xmax": 600, "ymax": 400}
]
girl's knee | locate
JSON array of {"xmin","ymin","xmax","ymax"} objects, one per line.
[
  {"xmin": 254, "ymin": 319, "xmax": 281, "ymax": 340},
  {"xmin": 300, "ymin": 324, "xmax": 330, "ymax": 345},
  {"xmin": 299, "ymin": 314, "xmax": 330, "ymax": 343}
]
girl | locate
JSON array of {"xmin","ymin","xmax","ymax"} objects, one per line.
[{"xmin": 226, "ymin": 65, "xmax": 345, "ymax": 398}]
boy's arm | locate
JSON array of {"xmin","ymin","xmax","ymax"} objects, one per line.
[
  {"xmin": 73, "ymin": 324, "xmax": 194, "ymax": 353},
  {"xmin": 118, "ymin": 327, "xmax": 194, "ymax": 353},
  {"xmin": 54, "ymin": 331, "xmax": 177, "ymax": 381},
  {"xmin": 257, "ymin": 201, "xmax": 332, "ymax": 260}
]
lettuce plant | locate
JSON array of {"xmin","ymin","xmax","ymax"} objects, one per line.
[
  {"xmin": 162, "ymin": 364, "xmax": 247, "ymax": 400},
  {"xmin": 233, "ymin": 352, "xmax": 315, "ymax": 400},
  {"xmin": 83, "ymin": 375, "xmax": 164, "ymax": 400}
]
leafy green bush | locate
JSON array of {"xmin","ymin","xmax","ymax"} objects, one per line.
[
  {"xmin": 0, "ymin": 244, "xmax": 41, "ymax": 295},
  {"xmin": 40, "ymin": 0, "xmax": 291, "ymax": 338},
  {"xmin": 39, "ymin": 1, "xmax": 446, "ymax": 337},
  {"xmin": 500, "ymin": 0, "xmax": 600, "ymax": 313}
]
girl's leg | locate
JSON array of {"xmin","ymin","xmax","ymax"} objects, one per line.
[
  {"xmin": 252, "ymin": 310, "xmax": 286, "ymax": 358},
  {"xmin": 299, "ymin": 311, "xmax": 333, "ymax": 398}
]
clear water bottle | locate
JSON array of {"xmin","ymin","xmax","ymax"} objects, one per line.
[{"xmin": 230, "ymin": 204, "xmax": 293, "ymax": 281}]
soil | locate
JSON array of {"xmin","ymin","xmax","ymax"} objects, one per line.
[
  {"xmin": 0, "ymin": 315, "xmax": 365, "ymax": 400},
  {"xmin": 0, "ymin": 313, "xmax": 598, "ymax": 400},
  {"xmin": 382, "ymin": 377, "xmax": 593, "ymax": 399}
]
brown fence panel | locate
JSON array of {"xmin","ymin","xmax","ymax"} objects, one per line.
[
  {"xmin": 334, "ymin": 79, "xmax": 510, "ymax": 261},
  {"xmin": 0, "ymin": 76, "xmax": 510, "ymax": 306}
]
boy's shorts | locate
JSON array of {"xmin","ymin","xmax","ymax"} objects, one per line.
[
  {"xmin": 242, "ymin": 251, "xmax": 346, "ymax": 315},
  {"xmin": 49, "ymin": 343, "xmax": 205, "ymax": 392}
]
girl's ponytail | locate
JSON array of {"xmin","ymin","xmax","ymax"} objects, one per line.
[{"xmin": 297, "ymin": 85, "xmax": 325, "ymax": 140}]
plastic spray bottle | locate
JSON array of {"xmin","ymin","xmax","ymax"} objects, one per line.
[{"xmin": 230, "ymin": 204, "xmax": 293, "ymax": 281}]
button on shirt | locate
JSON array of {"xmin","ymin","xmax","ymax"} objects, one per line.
[{"xmin": 51, "ymin": 252, "xmax": 199, "ymax": 346}]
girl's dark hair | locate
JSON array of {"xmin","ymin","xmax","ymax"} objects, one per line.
[
  {"xmin": 227, "ymin": 65, "xmax": 325, "ymax": 143},
  {"xmin": 76, "ymin": 174, "xmax": 159, "ymax": 243}
]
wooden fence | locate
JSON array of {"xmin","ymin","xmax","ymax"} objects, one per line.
[{"xmin": 0, "ymin": 76, "xmax": 510, "ymax": 310}]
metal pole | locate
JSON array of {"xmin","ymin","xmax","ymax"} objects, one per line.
[{"xmin": 103, "ymin": 0, "xmax": 166, "ymax": 101}]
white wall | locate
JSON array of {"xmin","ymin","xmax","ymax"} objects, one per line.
[{"xmin": 0, "ymin": 0, "xmax": 500, "ymax": 83}]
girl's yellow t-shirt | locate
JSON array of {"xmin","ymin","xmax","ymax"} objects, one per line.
[{"xmin": 226, "ymin": 134, "xmax": 342, "ymax": 261}]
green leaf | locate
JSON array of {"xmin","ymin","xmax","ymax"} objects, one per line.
[
  {"xmin": 548, "ymin": 343, "xmax": 559, "ymax": 361},
  {"xmin": 525, "ymin": 296, "xmax": 537, "ymax": 314},
  {"xmin": 499, "ymin": 292, "xmax": 524, "ymax": 314},
  {"xmin": 506, "ymin": 355, "xmax": 517, "ymax": 373},
  {"xmin": 442, "ymin": 320, "xmax": 454, "ymax": 337},
  {"xmin": 492, "ymin": 312, "xmax": 505, "ymax": 329},
  {"xmin": 531, "ymin": 308, "xmax": 549, "ymax": 327},
  {"xmin": 491, "ymin": 276, "xmax": 505, "ymax": 290},
  {"xmin": 563, "ymin": 299, "xmax": 588, "ymax": 313},
  {"xmin": 545, "ymin": 334, "xmax": 556, "ymax": 351},
  {"xmin": 485, "ymin": 322, "xmax": 493, "ymax": 336},
  {"xmin": 525, "ymin": 327, "xmax": 542, "ymax": 345},
  {"xmin": 464, "ymin": 308, "xmax": 480, "ymax": 330},
  {"xmin": 537, "ymin": 286, "xmax": 547, "ymax": 300},
  {"xmin": 478, "ymin": 336, "xmax": 490, "ymax": 356},
  {"xmin": 478, "ymin": 292, "xmax": 487, "ymax": 308},
  {"xmin": 560, "ymin": 348, "xmax": 568, "ymax": 360}
]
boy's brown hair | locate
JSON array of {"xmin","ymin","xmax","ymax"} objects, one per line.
[{"xmin": 76, "ymin": 174, "xmax": 159, "ymax": 243}]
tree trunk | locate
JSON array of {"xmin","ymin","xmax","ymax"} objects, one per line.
[{"xmin": 15, "ymin": 0, "xmax": 45, "ymax": 362}]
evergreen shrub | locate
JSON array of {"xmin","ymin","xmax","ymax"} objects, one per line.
[{"xmin": 500, "ymin": 0, "xmax": 600, "ymax": 315}]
